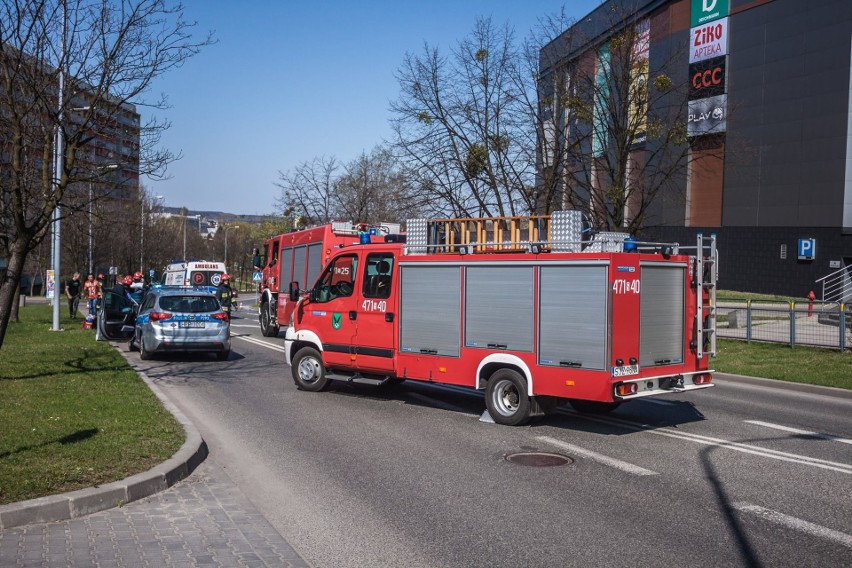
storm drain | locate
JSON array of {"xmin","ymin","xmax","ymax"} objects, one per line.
[{"xmin": 504, "ymin": 452, "xmax": 573, "ymax": 467}]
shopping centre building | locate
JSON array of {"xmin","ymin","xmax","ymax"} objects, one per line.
[{"xmin": 539, "ymin": 0, "xmax": 851, "ymax": 297}]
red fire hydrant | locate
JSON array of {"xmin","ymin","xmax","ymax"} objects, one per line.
[{"xmin": 807, "ymin": 290, "xmax": 816, "ymax": 317}]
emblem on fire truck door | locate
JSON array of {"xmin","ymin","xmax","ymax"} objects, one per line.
[{"xmin": 332, "ymin": 313, "xmax": 342, "ymax": 330}]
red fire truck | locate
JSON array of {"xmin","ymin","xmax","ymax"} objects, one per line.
[
  {"xmin": 257, "ymin": 222, "xmax": 401, "ymax": 336},
  {"xmin": 283, "ymin": 211, "xmax": 718, "ymax": 426}
]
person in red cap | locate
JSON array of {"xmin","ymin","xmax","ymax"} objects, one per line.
[
  {"xmin": 131, "ymin": 271, "xmax": 144, "ymax": 292},
  {"xmin": 215, "ymin": 273, "xmax": 234, "ymax": 318}
]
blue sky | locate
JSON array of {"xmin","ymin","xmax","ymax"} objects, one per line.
[{"xmin": 145, "ymin": 1, "xmax": 600, "ymax": 215}]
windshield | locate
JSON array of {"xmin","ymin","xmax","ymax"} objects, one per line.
[{"xmin": 159, "ymin": 296, "xmax": 220, "ymax": 313}]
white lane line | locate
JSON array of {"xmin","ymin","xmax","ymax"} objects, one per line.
[
  {"xmin": 733, "ymin": 503, "xmax": 852, "ymax": 549},
  {"xmin": 558, "ymin": 410, "xmax": 852, "ymax": 475},
  {"xmin": 229, "ymin": 324, "xmax": 258, "ymax": 328},
  {"xmin": 745, "ymin": 420, "xmax": 852, "ymax": 446},
  {"xmin": 537, "ymin": 435, "xmax": 659, "ymax": 476},
  {"xmin": 233, "ymin": 334, "xmax": 287, "ymax": 353}
]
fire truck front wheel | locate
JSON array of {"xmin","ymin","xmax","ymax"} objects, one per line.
[
  {"xmin": 485, "ymin": 369, "xmax": 531, "ymax": 426},
  {"xmin": 292, "ymin": 347, "xmax": 330, "ymax": 392}
]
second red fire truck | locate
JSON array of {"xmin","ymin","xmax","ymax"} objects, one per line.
[{"xmin": 277, "ymin": 211, "xmax": 718, "ymax": 426}]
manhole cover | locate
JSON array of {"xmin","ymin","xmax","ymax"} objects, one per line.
[{"xmin": 504, "ymin": 452, "xmax": 573, "ymax": 467}]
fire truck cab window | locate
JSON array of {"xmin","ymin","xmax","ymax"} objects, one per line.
[
  {"xmin": 313, "ymin": 255, "xmax": 358, "ymax": 303},
  {"xmin": 270, "ymin": 242, "xmax": 279, "ymax": 266},
  {"xmin": 363, "ymin": 253, "xmax": 394, "ymax": 299}
]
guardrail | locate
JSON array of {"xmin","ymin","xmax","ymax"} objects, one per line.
[{"xmin": 716, "ymin": 299, "xmax": 850, "ymax": 351}]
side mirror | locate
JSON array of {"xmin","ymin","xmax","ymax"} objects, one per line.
[{"xmin": 289, "ymin": 281, "xmax": 300, "ymax": 302}]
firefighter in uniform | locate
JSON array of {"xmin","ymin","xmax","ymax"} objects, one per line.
[{"xmin": 216, "ymin": 274, "xmax": 234, "ymax": 318}]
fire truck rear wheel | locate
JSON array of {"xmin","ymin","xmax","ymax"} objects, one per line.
[
  {"xmin": 260, "ymin": 300, "xmax": 279, "ymax": 337},
  {"xmin": 485, "ymin": 369, "xmax": 531, "ymax": 426},
  {"xmin": 568, "ymin": 400, "xmax": 621, "ymax": 414},
  {"xmin": 292, "ymin": 347, "xmax": 330, "ymax": 392}
]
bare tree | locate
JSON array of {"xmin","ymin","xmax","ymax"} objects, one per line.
[
  {"xmin": 537, "ymin": 3, "xmax": 694, "ymax": 232},
  {"xmin": 390, "ymin": 17, "xmax": 541, "ymax": 219},
  {"xmin": 0, "ymin": 0, "xmax": 212, "ymax": 349},
  {"xmin": 275, "ymin": 147, "xmax": 420, "ymax": 226},
  {"xmin": 333, "ymin": 146, "xmax": 421, "ymax": 224},
  {"xmin": 274, "ymin": 156, "xmax": 340, "ymax": 226}
]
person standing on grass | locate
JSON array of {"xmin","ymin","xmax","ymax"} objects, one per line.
[
  {"xmin": 65, "ymin": 272, "xmax": 82, "ymax": 319},
  {"xmin": 83, "ymin": 273, "xmax": 99, "ymax": 316}
]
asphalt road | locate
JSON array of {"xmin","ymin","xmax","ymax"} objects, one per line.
[{"xmin": 127, "ymin": 311, "xmax": 852, "ymax": 568}]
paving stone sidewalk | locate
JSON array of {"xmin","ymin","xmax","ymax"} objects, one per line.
[{"xmin": 0, "ymin": 459, "xmax": 308, "ymax": 567}]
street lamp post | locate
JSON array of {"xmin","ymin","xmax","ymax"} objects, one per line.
[
  {"xmin": 50, "ymin": 4, "xmax": 67, "ymax": 332},
  {"xmin": 140, "ymin": 194, "xmax": 164, "ymax": 274},
  {"xmin": 224, "ymin": 225, "xmax": 240, "ymax": 271}
]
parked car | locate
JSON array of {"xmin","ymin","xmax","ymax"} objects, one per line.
[{"xmin": 98, "ymin": 286, "xmax": 231, "ymax": 361}]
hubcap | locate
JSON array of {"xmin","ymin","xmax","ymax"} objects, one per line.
[
  {"xmin": 298, "ymin": 357, "xmax": 321, "ymax": 384},
  {"xmin": 493, "ymin": 379, "xmax": 519, "ymax": 415}
]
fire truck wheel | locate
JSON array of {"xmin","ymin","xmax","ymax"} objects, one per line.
[
  {"xmin": 260, "ymin": 301, "xmax": 279, "ymax": 337},
  {"xmin": 485, "ymin": 369, "xmax": 531, "ymax": 426},
  {"xmin": 568, "ymin": 400, "xmax": 621, "ymax": 414},
  {"xmin": 292, "ymin": 347, "xmax": 330, "ymax": 392}
]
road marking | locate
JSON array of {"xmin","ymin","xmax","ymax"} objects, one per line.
[
  {"xmin": 558, "ymin": 409, "xmax": 852, "ymax": 475},
  {"xmin": 744, "ymin": 420, "xmax": 852, "ymax": 445},
  {"xmin": 733, "ymin": 503, "xmax": 852, "ymax": 549},
  {"xmin": 537, "ymin": 436, "xmax": 659, "ymax": 476},
  {"xmin": 232, "ymin": 334, "xmax": 287, "ymax": 353},
  {"xmin": 229, "ymin": 324, "xmax": 258, "ymax": 328}
]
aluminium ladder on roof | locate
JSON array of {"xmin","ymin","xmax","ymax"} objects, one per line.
[{"xmin": 423, "ymin": 214, "xmax": 554, "ymax": 253}]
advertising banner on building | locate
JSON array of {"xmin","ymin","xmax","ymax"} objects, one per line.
[
  {"xmin": 691, "ymin": 0, "xmax": 729, "ymax": 27},
  {"xmin": 629, "ymin": 19, "xmax": 650, "ymax": 146},
  {"xmin": 689, "ymin": 56, "xmax": 726, "ymax": 100},
  {"xmin": 592, "ymin": 42, "xmax": 610, "ymax": 157},
  {"xmin": 690, "ymin": 17, "xmax": 728, "ymax": 64},
  {"xmin": 687, "ymin": 94, "xmax": 727, "ymax": 136}
]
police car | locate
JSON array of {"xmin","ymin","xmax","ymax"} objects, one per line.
[{"xmin": 98, "ymin": 286, "xmax": 231, "ymax": 361}]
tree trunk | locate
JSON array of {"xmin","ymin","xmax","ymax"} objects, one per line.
[
  {"xmin": 0, "ymin": 244, "xmax": 29, "ymax": 351},
  {"xmin": 10, "ymin": 284, "xmax": 21, "ymax": 323}
]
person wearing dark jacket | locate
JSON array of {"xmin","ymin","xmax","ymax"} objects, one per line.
[
  {"xmin": 111, "ymin": 275, "xmax": 133, "ymax": 299},
  {"xmin": 65, "ymin": 272, "xmax": 82, "ymax": 319},
  {"xmin": 215, "ymin": 274, "xmax": 234, "ymax": 318}
]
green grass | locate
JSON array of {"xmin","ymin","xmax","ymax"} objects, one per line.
[
  {"xmin": 717, "ymin": 290, "xmax": 801, "ymax": 302},
  {"xmin": 0, "ymin": 305, "xmax": 184, "ymax": 505},
  {"xmin": 713, "ymin": 339, "xmax": 852, "ymax": 390}
]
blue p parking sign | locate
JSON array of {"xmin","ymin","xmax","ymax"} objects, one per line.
[{"xmin": 797, "ymin": 238, "xmax": 816, "ymax": 260}]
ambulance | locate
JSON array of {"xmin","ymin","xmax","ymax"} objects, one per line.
[{"xmin": 162, "ymin": 261, "xmax": 227, "ymax": 292}]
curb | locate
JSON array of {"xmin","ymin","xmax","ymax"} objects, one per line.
[
  {"xmin": 0, "ymin": 345, "xmax": 207, "ymax": 530},
  {"xmin": 714, "ymin": 372, "xmax": 852, "ymax": 400}
]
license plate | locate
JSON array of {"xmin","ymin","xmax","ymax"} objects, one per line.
[
  {"xmin": 178, "ymin": 321, "xmax": 205, "ymax": 328},
  {"xmin": 612, "ymin": 365, "xmax": 639, "ymax": 377}
]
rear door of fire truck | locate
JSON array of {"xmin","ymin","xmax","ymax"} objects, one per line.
[
  {"xmin": 302, "ymin": 252, "xmax": 359, "ymax": 370},
  {"xmin": 351, "ymin": 250, "xmax": 397, "ymax": 374}
]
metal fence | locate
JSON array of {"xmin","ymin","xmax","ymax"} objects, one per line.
[{"xmin": 716, "ymin": 300, "xmax": 851, "ymax": 351}]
